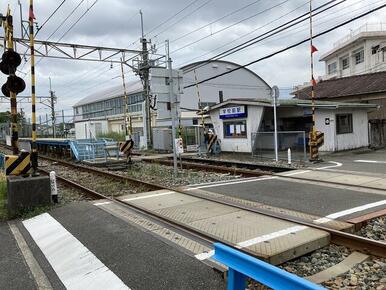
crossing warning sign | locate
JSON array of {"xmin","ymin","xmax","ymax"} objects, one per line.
[{"xmin": 120, "ymin": 139, "xmax": 134, "ymax": 153}]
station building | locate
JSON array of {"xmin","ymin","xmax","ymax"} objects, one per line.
[
  {"xmin": 72, "ymin": 60, "xmax": 271, "ymax": 140},
  {"xmin": 207, "ymin": 98, "xmax": 377, "ymax": 153}
]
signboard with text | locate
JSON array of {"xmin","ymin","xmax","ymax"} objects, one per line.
[{"xmin": 219, "ymin": 106, "xmax": 247, "ymax": 119}]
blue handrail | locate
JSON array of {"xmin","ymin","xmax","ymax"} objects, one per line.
[{"xmin": 212, "ymin": 243, "xmax": 326, "ymax": 290}]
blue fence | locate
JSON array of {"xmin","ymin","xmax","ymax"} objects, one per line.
[{"xmin": 212, "ymin": 243, "xmax": 325, "ymax": 290}]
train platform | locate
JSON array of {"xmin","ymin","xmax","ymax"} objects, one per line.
[
  {"xmin": 1, "ymin": 202, "xmax": 225, "ymax": 290},
  {"xmin": 96, "ymin": 189, "xmax": 331, "ymax": 265}
]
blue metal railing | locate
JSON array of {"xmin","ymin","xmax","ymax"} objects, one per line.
[{"xmin": 212, "ymin": 243, "xmax": 326, "ymax": 290}]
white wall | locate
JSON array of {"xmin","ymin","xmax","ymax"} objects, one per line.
[
  {"xmin": 210, "ymin": 106, "xmax": 264, "ymax": 152},
  {"xmin": 74, "ymin": 120, "xmax": 108, "ymax": 139},
  {"xmin": 316, "ymin": 109, "xmax": 369, "ymax": 151},
  {"xmin": 182, "ymin": 61, "xmax": 270, "ymax": 110},
  {"xmin": 324, "ymin": 37, "xmax": 386, "ymax": 79}
]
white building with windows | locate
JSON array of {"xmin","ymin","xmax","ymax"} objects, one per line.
[
  {"xmin": 207, "ymin": 99, "xmax": 377, "ymax": 153},
  {"xmin": 72, "ymin": 60, "xmax": 271, "ymax": 140},
  {"xmin": 321, "ymin": 23, "xmax": 386, "ymax": 79}
]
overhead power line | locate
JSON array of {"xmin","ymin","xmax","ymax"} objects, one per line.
[
  {"xmin": 182, "ymin": 0, "xmax": 344, "ymax": 73},
  {"xmin": 157, "ymin": 0, "xmax": 263, "ymax": 46},
  {"xmin": 145, "ymin": 0, "xmax": 201, "ymax": 36},
  {"xmin": 36, "ymin": 0, "xmax": 67, "ymax": 36},
  {"xmin": 151, "ymin": 0, "xmax": 214, "ymax": 40},
  {"xmin": 170, "ymin": 0, "xmax": 291, "ymax": 54},
  {"xmin": 184, "ymin": 3, "xmax": 386, "ymax": 89}
]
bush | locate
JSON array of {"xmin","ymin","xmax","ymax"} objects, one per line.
[{"xmin": 97, "ymin": 132, "xmax": 126, "ymax": 141}]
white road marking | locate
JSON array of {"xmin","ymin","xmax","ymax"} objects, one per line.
[
  {"xmin": 187, "ymin": 176, "xmax": 275, "ymax": 191},
  {"xmin": 122, "ymin": 191, "xmax": 174, "ymax": 202},
  {"xmin": 354, "ymin": 160, "xmax": 386, "ymax": 164},
  {"xmin": 314, "ymin": 200, "xmax": 386, "ymax": 224},
  {"xmin": 315, "ymin": 161, "xmax": 343, "ymax": 170},
  {"xmin": 187, "ymin": 176, "xmax": 257, "ymax": 187},
  {"xmin": 23, "ymin": 213, "xmax": 129, "ymax": 290},
  {"xmin": 280, "ymin": 170, "xmax": 310, "ymax": 176},
  {"xmin": 94, "ymin": 201, "xmax": 112, "ymax": 206},
  {"xmin": 195, "ymin": 225, "xmax": 307, "ymax": 261}
]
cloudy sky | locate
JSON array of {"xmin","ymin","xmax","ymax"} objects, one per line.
[{"xmin": 0, "ymin": 0, "xmax": 385, "ymax": 122}]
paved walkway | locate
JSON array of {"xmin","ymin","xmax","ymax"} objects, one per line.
[{"xmin": 2, "ymin": 202, "xmax": 225, "ymax": 290}]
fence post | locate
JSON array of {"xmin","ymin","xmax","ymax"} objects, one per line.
[
  {"xmin": 288, "ymin": 148, "xmax": 292, "ymax": 165},
  {"xmin": 227, "ymin": 268, "xmax": 246, "ymax": 290}
]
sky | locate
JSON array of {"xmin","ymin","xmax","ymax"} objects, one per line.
[{"xmin": 0, "ymin": 0, "xmax": 385, "ymax": 122}]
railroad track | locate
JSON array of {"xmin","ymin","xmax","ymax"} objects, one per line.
[
  {"xmin": 0, "ymin": 145, "xmax": 385, "ymax": 260},
  {"xmin": 38, "ymin": 155, "xmax": 386, "ymax": 259},
  {"xmin": 145, "ymin": 156, "xmax": 386, "ymax": 193}
]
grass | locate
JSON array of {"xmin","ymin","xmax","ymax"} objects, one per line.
[
  {"xmin": 97, "ymin": 132, "xmax": 126, "ymax": 141},
  {"xmin": 0, "ymin": 173, "xmax": 8, "ymax": 221}
]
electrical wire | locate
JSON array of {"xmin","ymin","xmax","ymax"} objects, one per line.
[
  {"xmin": 170, "ymin": 0, "xmax": 292, "ymax": 54},
  {"xmin": 184, "ymin": 3, "xmax": 386, "ymax": 89},
  {"xmin": 181, "ymin": 0, "xmax": 344, "ymax": 73},
  {"xmin": 36, "ymin": 0, "xmax": 67, "ymax": 36},
  {"xmin": 154, "ymin": 0, "xmax": 263, "ymax": 48},
  {"xmin": 151, "ymin": 0, "xmax": 214, "ymax": 40},
  {"xmin": 145, "ymin": 0, "xmax": 201, "ymax": 36}
]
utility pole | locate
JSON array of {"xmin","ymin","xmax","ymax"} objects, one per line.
[
  {"xmin": 62, "ymin": 109, "xmax": 65, "ymax": 137},
  {"xmin": 166, "ymin": 40, "xmax": 178, "ymax": 175},
  {"xmin": 20, "ymin": 107, "xmax": 24, "ymax": 137},
  {"xmin": 49, "ymin": 77, "xmax": 56, "ymax": 138},
  {"xmin": 139, "ymin": 10, "xmax": 152, "ymax": 148},
  {"xmin": 271, "ymin": 86, "xmax": 279, "ymax": 162}
]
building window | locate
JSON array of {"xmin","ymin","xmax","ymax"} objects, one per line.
[
  {"xmin": 353, "ymin": 49, "xmax": 364, "ymax": 64},
  {"xmin": 340, "ymin": 56, "xmax": 349, "ymax": 70},
  {"xmin": 372, "ymin": 45, "xmax": 380, "ymax": 54},
  {"xmin": 223, "ymin": 120, "xmax": 247, "ymax": 138},
  {"xmin": 336, "ymin": 114, "xmax": 353, "ymax": 134},
  {"xmin": 327, "ymin": 62, "xmax": 337, "ymax": 74}
]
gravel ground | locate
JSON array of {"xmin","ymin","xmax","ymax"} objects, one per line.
[
  {"xmin": 199, "ymin": 152, "xmax": 305, "ymax": 169},
  {"xmin": 40, "ymin": 160, "xmax": 152, "ymax": 196},
  {"xmin": 249, "ymin": 243, "xmax": 386, "ymax": 290},
  {"xmin": 113, "ymin": 162, "xmax": 240, "ymax": 187},
  {"xmin": 356, "ymin": 217, "xmax": 386, "ymax": 241}
]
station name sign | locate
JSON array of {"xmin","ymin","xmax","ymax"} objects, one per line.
[{"xmin": 219, "ymin": 106, "xmax": 247, "ymax": 119}]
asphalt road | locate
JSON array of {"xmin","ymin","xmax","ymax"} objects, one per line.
[
  {"xmin": 201, "ymin": 178, "xmax": 386, "ymax": 220},
  {"xmin": 317, "ymin": 148, "xmax": 386, "ymax": 174},
  {"xmin": 0, "ymin": 222, "xmax": 37, "ymax": 290},
  {"xmin": 19, "ymin": 202, "xmax": 225, "ymax": 290}
]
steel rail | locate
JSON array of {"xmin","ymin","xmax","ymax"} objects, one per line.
[{"xmin": 40, "ymin": 155, "xmax": 386, "ymax": 258}]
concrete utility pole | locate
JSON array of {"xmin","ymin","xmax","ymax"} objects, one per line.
[
  {"xmin": 271, "ymin": 86, "xmax": 279, "ymax": 162},
  {"xmin": 166, "ymin": 40, "xmax": 178, "ymax": 175},
  {"xmin": 62, "ymin": 109, "xmax": 65, "ymax": 137},
  {"xmin": 139, "ymin": 10, "xmax": 152, "ymax": 148},
  {"xmin": 49, "ymin": 77, "xmax": 56, "ymax": 138}
]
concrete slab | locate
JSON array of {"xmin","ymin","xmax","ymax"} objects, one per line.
[
  {"xmin": 118, "ymin": 190, "xmax": 330, "ymax": 265},
  {"xmin": 326, "ymin": 174, "xmax": 383, "ymax": 186},
  {"xmin": 361, "ymin": 178, "xmax": 386, "ymax": 190}
]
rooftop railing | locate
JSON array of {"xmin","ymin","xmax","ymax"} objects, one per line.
[{"xmin": 333, "ymin": 23, "xmax": 386, "ymax": 48}]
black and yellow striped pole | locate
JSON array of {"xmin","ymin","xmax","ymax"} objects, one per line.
[
  {"xmin": 29, "ymin": 0, "xmax": 38, "ymax": 175},
  {"xmin": 4, "ymin": 7, "xmax": 19, "ymax": 155}
]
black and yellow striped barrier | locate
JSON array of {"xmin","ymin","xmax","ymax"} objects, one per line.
[{"xmin": 5, "ymin": 151, "xmax": 31, "ymax": 176}]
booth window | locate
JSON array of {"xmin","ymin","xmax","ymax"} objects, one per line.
[
  {"xmin": 336, "ymin": 114, "xmax": 353, "ymax": 134},
  {"xmin": 223, "ymin": 120, "xmax": 247, "ymax": 138}
]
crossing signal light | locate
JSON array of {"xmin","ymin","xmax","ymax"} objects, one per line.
[{"xmin": 0, "ymin": 49, "xmax": 25, "ymax": 96}]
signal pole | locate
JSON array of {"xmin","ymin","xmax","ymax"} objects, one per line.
[{"xmin": 139, "ymin": 10, "xmax": 152, "ymax": 148}]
